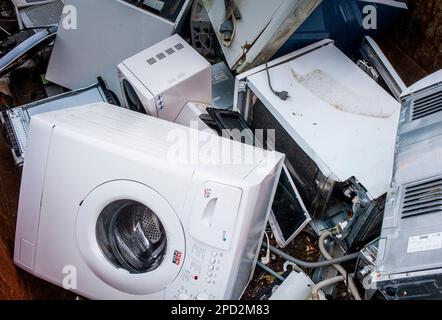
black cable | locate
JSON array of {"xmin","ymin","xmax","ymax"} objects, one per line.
[{"xmin": 266, "ymin": 63, "xmax": 289, "ymax": 101}]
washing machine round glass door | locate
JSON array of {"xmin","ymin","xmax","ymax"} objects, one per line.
[{"xmin": 76, "ymin": 180, "xmax": 185, "ymax": 296}]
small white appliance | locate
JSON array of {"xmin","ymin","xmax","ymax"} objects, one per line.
[
  {"xmin": 14, "ymin": 102, "xmax": 284, "ymax": 300},
  {"xmin": 46, "ymin": 0, "xmax": 192, "ymax": 102},
  {"xmin": 118, "ymin": 34, "xmax": 212, "ymax": 122}
]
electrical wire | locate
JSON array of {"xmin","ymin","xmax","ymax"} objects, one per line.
[
  {"xmin": 256, "ymin": 261, "xmax": 285, "ymax": 282},
  {"xmin": 262, "ymin": 0, "xmax": 323, "ymax": 101},
  {"xmin": 262, "ymin": 241, "xmax": 359, "ymax": 268},
  {"xmin": 265, "ymin": 63, "xmax": 289, "ymax": 101}
]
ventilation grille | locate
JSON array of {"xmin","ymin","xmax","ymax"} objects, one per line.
[
  {"xmin": 147, "ymin": 57, "xmax": 157, "ymax": 65},
  {"xmin": 175, "ymin": 43, "xmax": 185, "ymax": 50},
  {"xmin": 20, "ymin": 0, "xmax": 64, "ymax": 28},
  {"xmin": 156, "ymin": 52, "xmax": 166, "ymax": 60},
  {"xmin": 402, "ymin": 178, "xmax": 442, "ymax": 219},
  {"xmin": 146, "ymin": 43, "xmax": 185, "ymax": 66},
  {"xmin": 165, "ymin": 48, "xmax": 175, "ymax": 55},
  {"xmin": 411, "ymin": 90, "xmax": 442, "ymax": 120}
]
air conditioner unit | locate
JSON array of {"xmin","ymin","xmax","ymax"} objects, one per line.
[
  {"xmin": 118, "ymin": 34, "xmax": 212, "ymax": 122},
  {"xmin": 373, "ymin": 70, "xmax": 442, "ymax": 300}
]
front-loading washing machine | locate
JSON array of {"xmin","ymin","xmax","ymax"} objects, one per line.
[{"xmin": 14, "ymin": 102, "xmax": 284, "ymax": 300}]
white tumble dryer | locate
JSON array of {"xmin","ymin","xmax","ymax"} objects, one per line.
[{"xmin": 14, "ymin": 103, "xmax": 284, "ymax": 300}]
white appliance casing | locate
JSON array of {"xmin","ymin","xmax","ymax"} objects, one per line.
[
  {"xmin": 118, "ymin": 34, "xmax": 212, "ymax": 122},
  {"xmin": 14, "ymin": 103, "xmax": 284, "ymax": 300},
  {"xmin": 235, "ymin": 40, "xmax": 401, "ymax": 200},
  {"xmin": 46, "ymin": 0, "xmax": 192, "ymax": 102},
  {"xmin": 203, "ymin": 0, "xmax": 323, "ymax": 72}
]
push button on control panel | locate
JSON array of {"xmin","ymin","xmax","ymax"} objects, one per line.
[
  {"xmin": 174, "ymin": 247, "xmax": 224, "ymax": 299},
  {"xmin": 204, "ymin": 250, "xmax": 223, "ymax": 286}
]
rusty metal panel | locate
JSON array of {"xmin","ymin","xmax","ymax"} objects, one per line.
[{"xmin": 388, "ymin": 0, "xmax": 442, "ymax": 73}]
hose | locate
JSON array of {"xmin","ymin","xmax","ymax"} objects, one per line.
[
  {"xmin": 262, "ymin": 242, "xmax": 359, "ymax": 268},
  {"xmin": 256, "ymin": 261, "xmax": 285, "ymax": 282},
  {"xmin": 261, "ymin": 232, "xmax": 271, "ymax": 265},
  {"xmin": 318, "ymin": 231, "xmax": 362, "ymax": 300},
  {"xmin": 312, "ymin": 276, "xmax": 345, "ymax": 300}
]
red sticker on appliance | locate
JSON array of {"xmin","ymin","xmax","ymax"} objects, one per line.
[{"xmin": 172, "ymin": 250, "xmax": 182, "ymax": 265}]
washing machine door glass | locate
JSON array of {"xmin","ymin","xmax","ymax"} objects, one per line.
[
  {"xmin": 76, "ymin": 180, "xmax": 185, "ymax": 296},
  {"xmin": 96, "ymin": 200, "xmax": 167, "ymax": 274},
  {"xmin": 122, "ymin": 79, "xmax": 147, "ymax": 114}
]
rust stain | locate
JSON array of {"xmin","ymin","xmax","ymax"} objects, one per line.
[{"xmin": 387, "ymin": 0, "xmax": 442, "ymax": 74}]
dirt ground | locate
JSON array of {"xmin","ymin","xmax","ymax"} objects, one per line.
[{"xmin": 243, "ymin": 230, "xmax": 320, "ymax": 300}]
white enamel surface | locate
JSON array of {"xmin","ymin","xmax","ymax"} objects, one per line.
[{"xmin": 247, "ymin": 44, "xmax": 401, "ymax": 198}]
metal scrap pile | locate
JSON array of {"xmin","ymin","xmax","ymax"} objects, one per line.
[{"xmin": 0, "ymin": 0, "xmax": 441, "ymax": 301}]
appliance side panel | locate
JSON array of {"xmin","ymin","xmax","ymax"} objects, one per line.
[
  {"xmin": 14, "ymin": 117, "xmax": 54, "ymax": 271},
  {"xmin": 117, "ymin": 63, "xmax": 157, "ymax": 115},
  {"xmin": 159, "ymin": 67, "xmax": 212, "ymax": 122},
  {"xmin": 229, "ymin": 158, "xmax": 284, "ymax": 299}
]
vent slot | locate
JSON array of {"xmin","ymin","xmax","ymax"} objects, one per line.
[
  {"xmin": 165, "ymin": 48, "xmax": 175, "ymax": 55},
  {"xmin": 156, "ymin": 53, "xmax": 166, "ymax": 60},
  {"xmin": 402, "ymin": 178, "xmax": 442, "ymax": 219},
  {"xmin": 411, "ymin": 90, "xmax": 442, "ymax": 120},
  {"xmin": 175, "ymin": 43, "xmax": 185, "ymax": 50},
  {"xmin": 147, "ymin": 57, "xmax": 157, "ymax": 65}
]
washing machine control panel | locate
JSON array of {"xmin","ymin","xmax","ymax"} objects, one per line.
[{"xmin": 165, "ymin": 240, "xmax": 230, "ymax": 300}]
